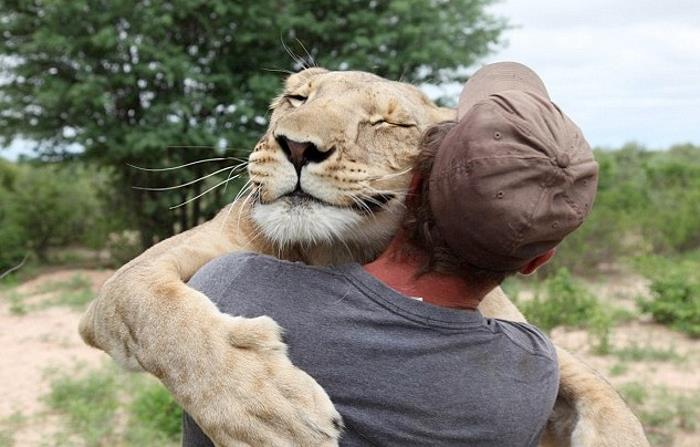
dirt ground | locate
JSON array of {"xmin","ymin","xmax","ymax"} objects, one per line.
[
  {"xmin": 0, "ymin": 270, "xmax": 112, "ymax": 445},
  {"xmin": 1, "ymin": 268, "xmax": 698, "ymax": 446}
]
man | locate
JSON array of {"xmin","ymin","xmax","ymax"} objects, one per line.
[{"xmin": 182, "ymin": 62, "xmax": 598, "ymax": 446}]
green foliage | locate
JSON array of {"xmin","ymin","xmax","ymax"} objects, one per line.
[
  {"xmin": 40, "ymin": 274, "xmax": 95, "ymax": 309},
  {"xmin": 1, "ymin": 274, "xmax": 93, "ymax": 314},
  {"xmin": 0, "ymin": 412, "xmax": 26, "ymax": 447},
  {"xmin": 613, "ymin": 343, "xmax": 684, "ymax": 362},
  {"xmin": 0, "ymin": 0, "xmax": 506, "ymax": 247},
  {"xmin": 0, "ymin": 161, "xmax": 28, "ymax": 271},
  {"xmin": 129, "ymin": 381, "xmax": 183, "ymax": 441},
  {"xmin": 0, "ymin": 163, "xmax": 107, "ymax": 265},
  {"xmin": 45, "ymin": 363, "xmax": 181, "ymax": 446},
  {"xmin": 520, "ymin": 268, "xmax": 604, "ymax": 330},
  {"xmin": 636, "ymin": 253, "xmax": 700, "ymax": 337},
  {"xmin": 608, "ymin": 362, "xmax": 628, "ymax": 377},
  {"xmin": 45, "ymin": 366, "xmax": 120, "ymax": 446},
  {"xmin": 619, "ymin": 382, "xmax": 647, "ymax": 406},
  {"xmin": 6, "ymin": 290, "xmax": 26, "ymax": 315},
  {"xmin": 0, "ymin": 161, "xmax": 129, "ymax": 272},
  {"xmin": 619, "ymin": 384, "xmax": 700, "ymax": 447},
  {"xmin": 105, "ymin": 231, "xmax": 144, "ymax": 266},
  {"xmin": 519, "ymin": 268, "xmax": 613, "ymax": 352}
]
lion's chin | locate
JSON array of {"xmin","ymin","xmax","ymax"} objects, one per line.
[
  {"xmin": 250, "ymin": 198, "xmax": 403, "ymax": 253},
  {"xmin": 251, "ymin": 199, "xmax": 364, "ymax": 246}
]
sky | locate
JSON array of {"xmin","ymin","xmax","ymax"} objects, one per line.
[
  {"xmin": 479, "ymin": 0, "xmax": 700, "ymax": 148},
  {"xmin": 3, "ymin": 0, "xmax": 699, "ymax": 159}
]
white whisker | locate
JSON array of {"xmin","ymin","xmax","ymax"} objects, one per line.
[
  {"xmin": 295, "ymin": 38, "xmax": 316, "ymax": 67},
  {"xmin": 127, "ymin": 157, "xmax": 243, "ymax": 172},
  {"xmin": 133, "ymin": 165, "xmax": 243, "ymax": 191},
  {"xmin": 364, "ymin": 167, "xmax": 412, "ymax": 181},
  {"xmin": 169, "ymin": 175, "xmax": 242, "ymax": 210},
  {"xmin": 262, "ymin": 67, "xmax": 294, "ymax": 75},
  {"xmin": 222, "ymin": 162, "xmax": 250, "ymax": 196},
  {"xmin": 220, "ymin": 180, "xmax": 254, "ymax": 232},
  {"xmin": 236, "ymin": 187, "xmax": 258, "ymax": 232}
]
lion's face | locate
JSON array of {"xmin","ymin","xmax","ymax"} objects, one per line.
[{"xmin": 246, "ymin": 68, "xmax": 454, "ymax": 262}]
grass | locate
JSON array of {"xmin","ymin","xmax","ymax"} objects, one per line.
[
  {"xmin": 39, "ymin": 274, "xmax": 94, "ymax": 309},
  {"xmin": 619, "ymin": 382, "xmax": 700, "ymax": 446},
  {"xmin": 45, "ymin": 365, "xmax": 119, "ymax": 445},
  {"xmin": 6, "ymin": 290, "xmax": 26, "ymax": 316},
  {"xmin": 1, "ymin": 274, "xmax": 94, "ymax": 314},
  {"xmin": 608, "ymin": 362, "xmax": 629, "ymax": 377},
  {"xmin": 613, "ymin": 342, "xmax": 684, "ymax": 363},
  {"xmin": 44, "ymin": 363, "xmax": 181, "ymax": 447},
  {"xmin": 0, "ymin": 412, "xmax": 26, "ymax": 447},
  {"xmin": 619, "ymin": 382, "xmax": 647, "ymax": 405}
]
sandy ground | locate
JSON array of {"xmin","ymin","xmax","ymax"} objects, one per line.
[
  {"xmin": 1, "ymin": 268, "xmax": 698, "ymax": 446},
  {"xmin": 552, "ymin": 271, "xmax": 700, "ymax": 447},
  {"xmin": 0, "ymin": 270, "xmax": 112, "ymax": 445}
]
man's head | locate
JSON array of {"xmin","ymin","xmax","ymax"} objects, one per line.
[{"xmin": 405, "ymin": 62, "xmax": 598, "ymax": 286}]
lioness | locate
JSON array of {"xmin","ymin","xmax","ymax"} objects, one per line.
[{"xmin": 79, "ymin": 68, "xmax": 648, "ymax": 446}]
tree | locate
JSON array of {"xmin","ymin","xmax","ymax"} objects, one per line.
[{"xmin": 0, "ymin": 0, "xmax": 506, "ymax": 248}]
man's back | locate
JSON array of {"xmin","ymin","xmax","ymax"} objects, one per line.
[{"xmin": 182, "ymin": 252, "xmax": 558, "ymax": 447}]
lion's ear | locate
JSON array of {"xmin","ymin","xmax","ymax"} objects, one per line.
[{"xmin": 285, "ymin": 67, "xmax": 329, "ymax": 91}]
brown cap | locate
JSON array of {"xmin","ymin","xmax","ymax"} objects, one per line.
[{"xmin": 429, "ymin": 62, "xmax": 598, "ymax": 272}]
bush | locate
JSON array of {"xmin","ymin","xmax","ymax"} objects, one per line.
[
  {"xmin": 636, "ymin": 255, "xmax": 700, "ymax": 337},
  {"xmin": 520, "ymin": 268, "xmax": 613, "ymax": 352},
  {"xmin": 0, "ymin": 182, "xmax": 29, "ymax": 272},
  {"xmin": 0, "ymin": 161, "xmax": 132, "ymax": 271},
  {"xmin": 521, "ymin": 268, "xmax": 604, "ymax": 330}
]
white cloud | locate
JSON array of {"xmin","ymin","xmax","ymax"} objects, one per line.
[{"xmin": 475, "ymin": 0, "xmax": 700, "ymax": 148}]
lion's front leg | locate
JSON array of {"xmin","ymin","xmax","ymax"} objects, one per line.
[
  {"xmin": 547, "ymin": 346, "xmax": 648, "ymax": 447},
  {"xmin": 479, "ymin": 288, "xmax": 648, "ymax": 447},
  {"xmin": 83, "ymin": 278, "xmax": 342, "ymax": 446},
  {"xmin": 78, "ymin": 206, "xmax": 342, "ymax": 446}
]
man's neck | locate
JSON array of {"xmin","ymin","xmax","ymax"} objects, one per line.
[{"xmin": 362, "ymin": 235, "xmax": 487, "ymax": 311}]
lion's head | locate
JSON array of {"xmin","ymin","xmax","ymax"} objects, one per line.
[{"xmin": 245, "ymin": 68, "xmax": 454, "ymax": 263}]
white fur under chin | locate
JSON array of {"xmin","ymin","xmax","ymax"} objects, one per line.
[{"xmin": 251, "ymin": 199, "xmax": 402, "ymax": 249}]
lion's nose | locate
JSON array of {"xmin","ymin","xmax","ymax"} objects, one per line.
[{"xmin": 276, "ymin": 135, "xmax": 335, "ymax": 174}]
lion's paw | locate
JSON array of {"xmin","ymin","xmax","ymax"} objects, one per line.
[{"xmin": 191, "ymin": 315, "xmax": 343, "ymax": 447}]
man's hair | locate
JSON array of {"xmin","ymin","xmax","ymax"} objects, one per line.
[{"xmin": 403, "ymin": 121, "xmax": 516, "ymax": 286}]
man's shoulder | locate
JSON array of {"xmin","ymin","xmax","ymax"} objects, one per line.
[
  {"xmin": 187, "ymin": 251, "xmax": 293, "ymax": 302},
  {"xmin": 189, "ymin": 251, "xmax": 260, "ymax": 286},
  {"xmin": 489, "ymin": 319, "xmax": 558, "ymax": 364}
]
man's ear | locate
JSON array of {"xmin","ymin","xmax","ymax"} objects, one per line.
[{"xmin": 519, "ymin": 248, "xmax": 556, "ymax": 275}]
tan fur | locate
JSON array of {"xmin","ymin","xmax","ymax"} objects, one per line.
[{"xmin": 79, "ymin": 68, "xmax": 648, "ymax": 446}]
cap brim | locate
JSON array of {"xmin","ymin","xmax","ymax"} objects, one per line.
[{"xmin": 458, "ymin": 62, "xmax": 550, "ymax": 120}]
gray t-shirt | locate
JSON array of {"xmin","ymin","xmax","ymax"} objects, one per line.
[{"xmin": 181, "ymin": 252, "xmax": 558, "ymax": 447}]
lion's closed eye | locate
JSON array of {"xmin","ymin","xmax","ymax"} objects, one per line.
[
  {"xmin": 286, "ymin": 95, "xmax": 307, "ymax": 107},
  {"xmin": 371, "ymin": 118, "xmax": 417, "ymax": 128}
]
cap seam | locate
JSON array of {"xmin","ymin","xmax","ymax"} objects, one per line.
[
  {"xmin": 489, "ymin": 96, "xmax": 563, "ymax": 160},
  {"xmin": 430, "ymin": 155, "xmax": 551, "ymax": 179},
  {"xmin": 508, "ymin": 166, "xmax": 557, "ymax": 255}
]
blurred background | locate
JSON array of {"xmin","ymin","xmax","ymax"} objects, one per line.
[{"xmin": 0, "ymin": 1, "xmax": 698, "ymax": 446}]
